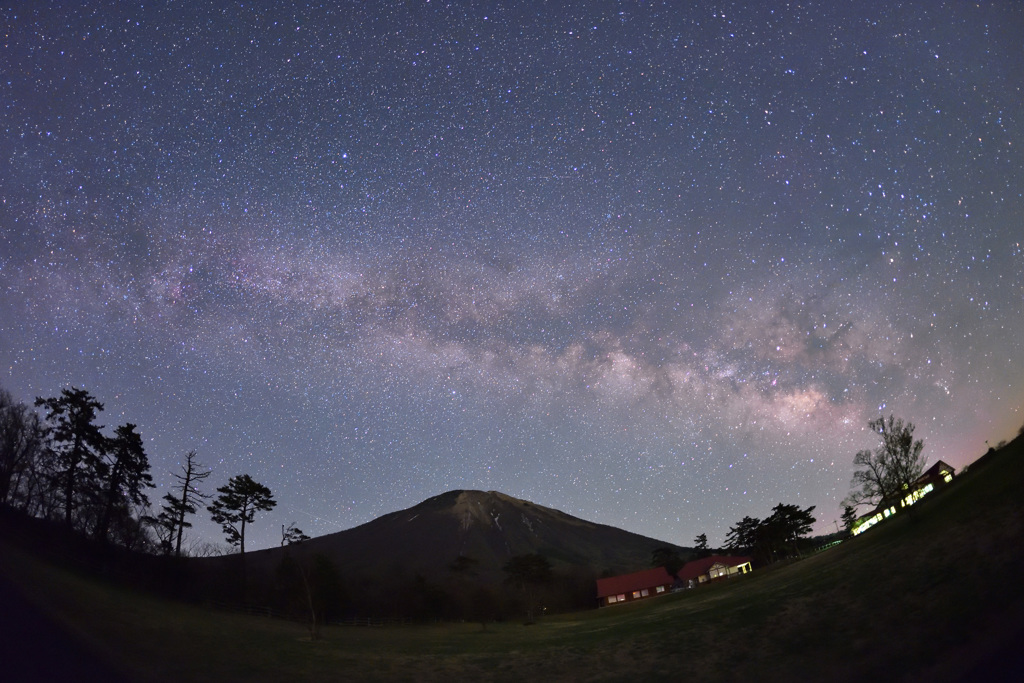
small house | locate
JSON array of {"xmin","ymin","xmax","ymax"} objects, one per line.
[
  {"xmin": 676, "ymin": 555, "xmax": 753, "ymax": 588},
  {"xmin": 915, "ymin": 460, "xmax": 955, "ymax": 489}
]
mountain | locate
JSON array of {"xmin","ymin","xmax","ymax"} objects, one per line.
[{"xmin": 240, "ymin": 489, "xmax": 688, "ymax": 583}]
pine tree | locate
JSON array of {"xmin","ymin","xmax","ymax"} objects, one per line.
[
  {"xmin": 208, "ymin": 474, "xmax": 276, "ymax": 554},
  {"xmin": 95, "ymin": 423, "xmax": 154, "ymax": 544},
  {"xmin": 35, "ymin": 388, "xmax": 106, "ymax": 528},
  {"xmin": 841, "ymin": 504, "xmax": 858, "ymax": 534},
  {"xmin": 281, "ymin": 522, "xmax": 311, "ymax": 546}
]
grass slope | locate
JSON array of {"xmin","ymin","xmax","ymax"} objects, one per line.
[{"xmin": 3, "ymin": 437, "xmax": 1023, "ymax": 682}]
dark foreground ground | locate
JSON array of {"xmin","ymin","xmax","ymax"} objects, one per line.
[{"xmin": 0, "ymin": 572, "xmax": 131, "ymax": 683}]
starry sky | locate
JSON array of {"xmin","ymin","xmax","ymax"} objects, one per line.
[{"xmin": 2, "ymin": 1, "xmax": 1022, "ymax": 552}]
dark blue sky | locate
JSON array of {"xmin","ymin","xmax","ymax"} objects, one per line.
[{"xmin": 2, "ymin": 1, "xmax": 1022, "ymax": 551}]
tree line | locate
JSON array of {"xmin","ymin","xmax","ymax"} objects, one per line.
[
  {"xmin": 0, "ymin": 383, "xmax": 299, "ymax": 555},
  {"xmin": 713, "ymin": 414, "xmax": 932, "ymax": 560},
  {"xmin": 648, "ymin": 505, "xmax": 817, "ymax": 578},
  {"xmin": 701, "ymin": 413, "xmax": 939, "ymax": 566},
  {"xmin": 722, "ymin": 502, "xmax": 817, "ymax": 565}
]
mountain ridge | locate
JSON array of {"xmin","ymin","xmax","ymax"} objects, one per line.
[{"xmin": 239, "ymin": 488, "xmax": 690, "ymax": 582}]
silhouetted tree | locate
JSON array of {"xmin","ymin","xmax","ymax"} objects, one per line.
[
  {"xmin": 841, "ymin": 504, "xmax": 858, "ymax": 534},
  {"xmin": 844, "ymin": 415, "xmax": 927, "ymax": 512},
  {"xmin": 407, "ymin": 574, "xmax": 450, "ymax": 620},
  {"xmin": 154, "ymin": 450, "xmax": 212, "ymax": 556},
  {"xmin": 188, "ymin": 540, "xmax": 231, "ymax": 557},
  {"xmin": 763, "ymin": 503, "xmax": 816, "ymax": 559},
  {"xmin": 503, "ymin": 553, "xmax": 552, "ymax": 624},
  {"xmin": 13, "ymin": 424, "xmax": 58, "ymax": 520},
  {"xmin": 694, "ymin": 533, "xmax": 711, "ymax": 558},
  {"xmin": 208, "ymin": 474, "xmax": 276, "ymax": 554},
  {"xmin": 0, "ymin": 387, "xmax": 46, "ymax": 509},
  {"xmin": 651, "ymin": 546, "xmax": 684, "ymax": 577},
  {"xmin": 95, "ymin": 423, "xmax": 154, "ymax": 544},
  {"xmin": 468, "ymin": 585, "xmax": 498, "ymax": 631},
  {"xmin": 724, "ymin": 516, "xmax": 762, "ymax": 552},
  {"xmin": 504, "ymin": 553, "xmax": 552, "ymax": 586},
  {"xmin": 725, "ymin": 504, "xmax": 815, "ymax": 564},
  {"xmin": 447, "ymin": 554, "xmax": 480, "ymax": 623},
  {"xmin": 147, "ymin": 506, "xmax": 176, "ymax": 553},
  {"xmin": 35, "ymin": 388, "xmax": 106, "ymax": 528},
  {"xmin": 277, "ymin": 553, "xmax": 345, "ymax": 640},
  {"xmin": 553, "ymin": 564, "xmax": 602, "ymax": 613},
  {"xmin": 448, "ymin": 554, "xmax": 479, "ymax": 577},
  {"xmin": 281, "ymin": 522, "xmax": 311, "ymax": 546}
]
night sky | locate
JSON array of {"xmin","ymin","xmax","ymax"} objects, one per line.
[{"xmin": 2, "ymin": 2, "xmax": 1022, "ymax": 552}]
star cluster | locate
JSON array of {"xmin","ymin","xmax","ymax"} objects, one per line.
[{"xmin": 2, "ymin": 2, "xmax": 1022, "ymax": 550}]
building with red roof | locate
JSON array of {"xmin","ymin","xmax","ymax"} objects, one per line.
[
  {"xmin": 676, "ymin": 555, "xmax": 753, "ymax": 587},
  {"xmin": 595, "ymin": 566, "xmax": 676, "ymax": 607},
  {"xmin": 595, "ymin": 555, "xmax": 754, "ymax": 606}
]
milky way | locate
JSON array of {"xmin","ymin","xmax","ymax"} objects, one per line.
[{"xmin": 2, "ymin": 2, "xmax": 1022, "ymax": 551}]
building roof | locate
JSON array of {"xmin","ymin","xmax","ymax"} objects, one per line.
[
  {"xmin": 915, "ymin": 460, "xmax": 955, "ymax": 484},
  {"xmin": 861, "ymin": 460, "xmax": 958, "ymax": 519},
  {"xmin": 595, "ymin": 566, "xmax": 676, "ymax": 598},
  {"xmin": 676, "ymin": 555, "xmax": 752, "ymax": 582}
]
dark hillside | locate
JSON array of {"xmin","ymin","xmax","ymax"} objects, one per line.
[
  {"xmin": 193, "ymin": 489, "xmax": 691, "ymax": 616},
  {"xmin": 213, "ymin": 488, "xmax": 687, "ymax": 581}
]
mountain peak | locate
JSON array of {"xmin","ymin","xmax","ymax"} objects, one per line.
[
  {"xmin": 462, "ymin": 490, "xmax": 549, "ymax": 529},
  {"xmin": 411, "ymin": 489, "xmax": 538, "ymax": 531},
  {"xmin": 244, "ymin": 489, "xmax": 687, "ymax": 586}
]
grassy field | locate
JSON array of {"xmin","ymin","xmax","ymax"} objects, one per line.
[{"xmin": 3, "ymin": 438, "xmax": 1024, "ymax": 682}]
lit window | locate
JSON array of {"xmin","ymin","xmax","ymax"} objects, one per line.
[
  {"xmin": 656, "ymin": 586, "xmax": 665, "ymax": 593},
  {"xmin": 641, "ymin": 589, "xmax": 649, "ymax": 597},
  {"xmin": 632, "ymin": 591, "xmax": 641, "ymax": 599},
  {"xmin": 617, "ymin": 594, "xmax": 626, "ymax": 602}
]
